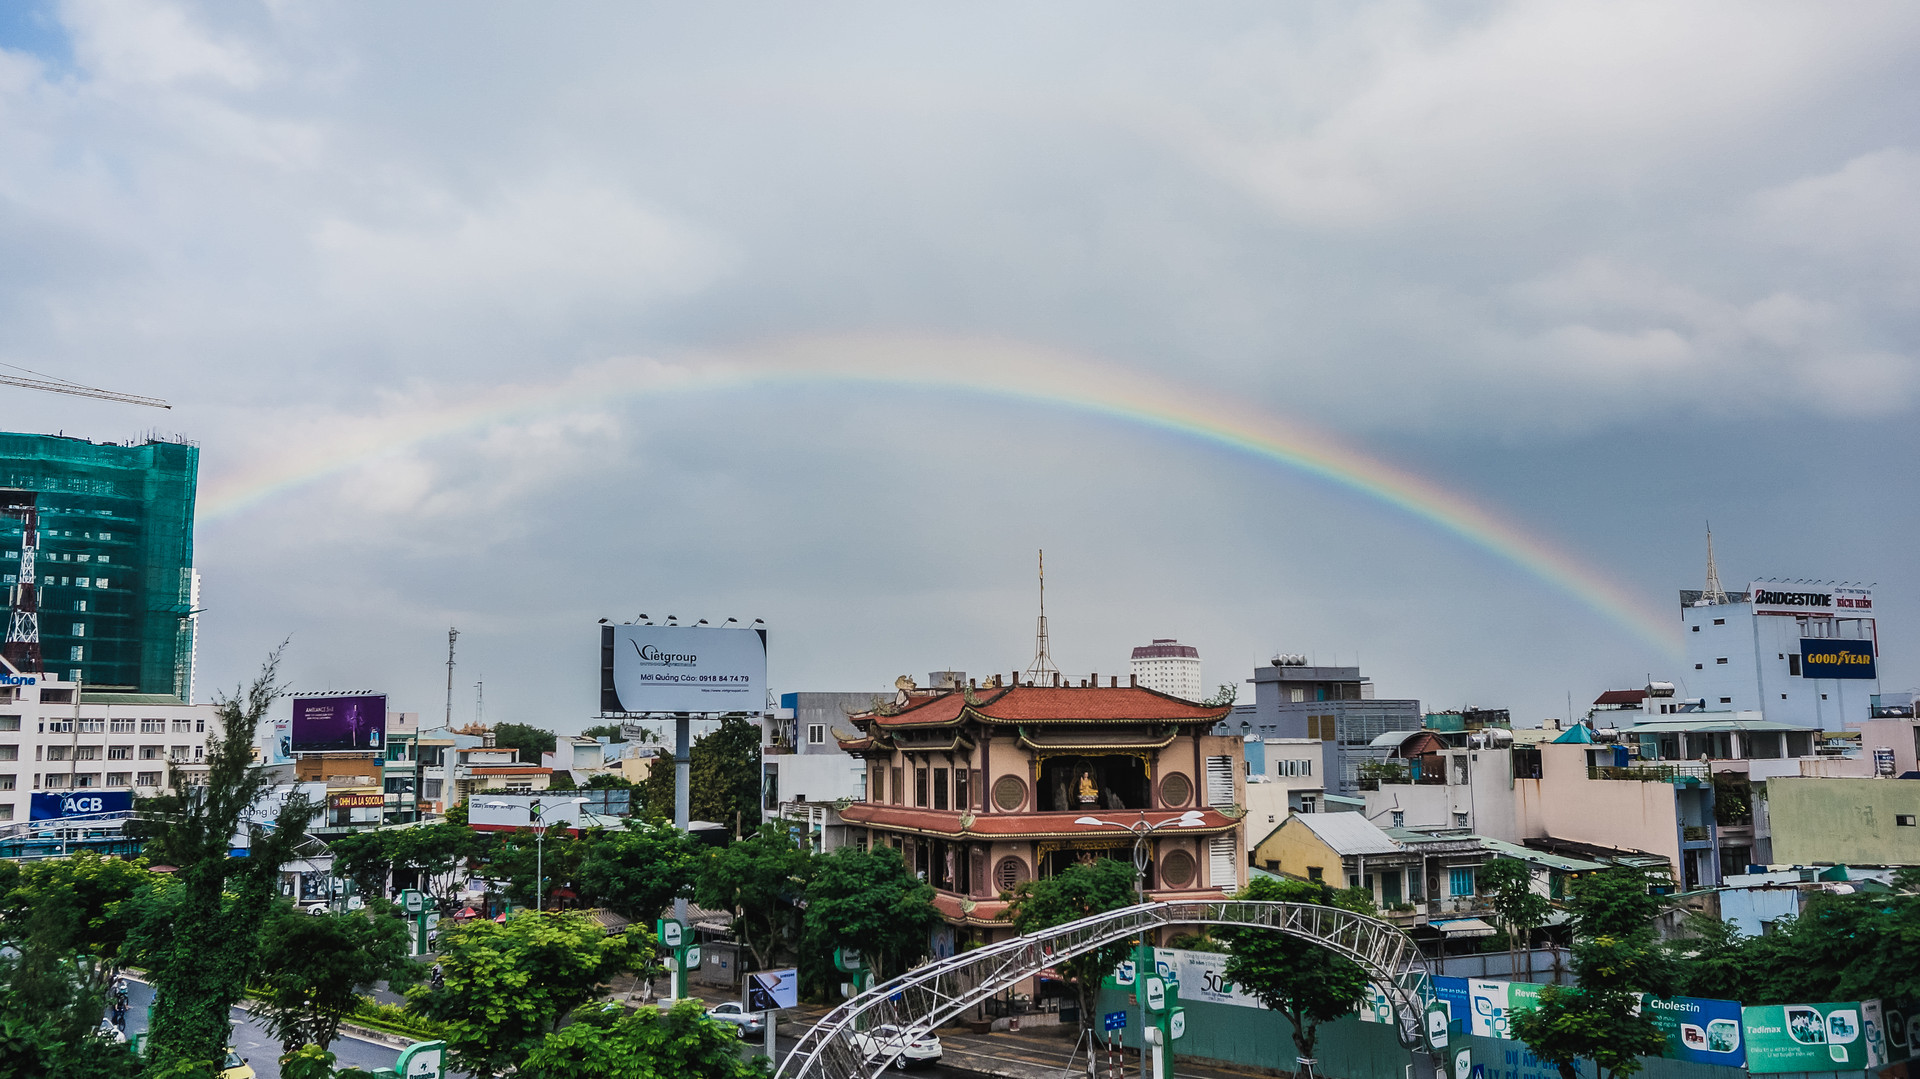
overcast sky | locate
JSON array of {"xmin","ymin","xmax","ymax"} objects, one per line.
[{"xmin": 1, "ymin": 2, "xmax": 1916, "ymax": 730}]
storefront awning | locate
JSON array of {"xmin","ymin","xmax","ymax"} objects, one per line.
[{"xmin": 1430, "ymin": 918, "xmax": 1497, "ymax": 938}]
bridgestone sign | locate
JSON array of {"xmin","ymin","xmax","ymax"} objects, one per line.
[{"xmin": 600, "ymin": 624, "xmax": 767, "ymax": 714}]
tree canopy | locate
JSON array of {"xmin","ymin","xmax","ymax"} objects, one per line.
[
  {"xmin": 254, "ymin": 900, "xmax": 414, "ymax": 1054},
  {"xmin": 1514, "ymin": 867, "xmax": 1674, "ymax": 1079},
  {"xmin": 1003, "ymin": 856, "xmax": 1140, "ymax": 1038},
  {"xmin": 695, "ymin": 826, "xmax": 813, "ymax": 969},
  {"xmin": 802, "ymin": 846, "xmax": 938, "ymax": 984},
  {"xmin": 1217, "ymin": 876, "xmax": 1375, "ymax": 1065},
  {"xmin": 518, "ymin": 1000, "xmax": 770, "ymax": 1079},
  {"xmin": 493, "ymin": 723, "xmax": 558, "ymax": 764}
]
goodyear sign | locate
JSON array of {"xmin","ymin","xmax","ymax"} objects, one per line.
[{"xmin": 1800, "ymin": 639, "xmax": 1876, "ymax": 680}]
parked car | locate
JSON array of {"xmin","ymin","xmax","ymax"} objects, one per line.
[
  {"xmin": 220, "ymin": 1048, "xmax": 256, "ymax": 1079},
  {"xmin": 849, "ymin": 1024, "xmax": 943, "ymax": 1069},
  {"xmin": 706, "ymin": 1001, "xmax": 767, "ymax": 1036}
]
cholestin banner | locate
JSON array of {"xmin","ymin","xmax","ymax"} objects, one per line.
[
  {"xmin": 1742, "ymin": 1001, "xmax": 1886, "ymax": 1073},
  {"xmin": 1643, "ymin": 995, "xmax": 1745, "ymax": 1068}
]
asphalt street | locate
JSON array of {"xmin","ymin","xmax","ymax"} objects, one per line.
[{"xmin": 119, "ymin": 978, "xmax": 415, "ymax": 1079}]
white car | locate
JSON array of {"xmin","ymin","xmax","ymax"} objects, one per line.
[
  {"xmin": 707, "ymin": 1001, "xmax": 767, "ymax": 1036},
  {"xmin": 849, "ymin": 1024, "xmax": 943, "ymax": 1070}
]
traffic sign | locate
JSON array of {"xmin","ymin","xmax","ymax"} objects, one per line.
[
  {"xmin": 1144, "ymin": 977, "xmax": 1166, "ymax": 1014},
  {"xmin": 1104, "ymin": 1010, "xmax": 1129, "ymax": 1032}
]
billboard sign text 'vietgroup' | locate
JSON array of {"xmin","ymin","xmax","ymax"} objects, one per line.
[{"xmin": 601, "ymin": 625, "xmax": 766, "ymax": 714}]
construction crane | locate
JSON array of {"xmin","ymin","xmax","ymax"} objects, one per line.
[{"xmin": 0, "ymin": 364, "xmax": 169, "ymax": 409}]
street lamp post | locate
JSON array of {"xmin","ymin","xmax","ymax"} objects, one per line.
[
  {"xmin": 485, "ymin": 797, "xmax": 587, "ymax": 912},
  {"xmin": 1074, "ymin": 810, "xmax": 1206, "ymax": 1079}
]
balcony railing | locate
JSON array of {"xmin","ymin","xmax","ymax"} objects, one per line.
[{"xmin": 1589, "ymin": 762, "xmax": 1709, "ymax": 782}]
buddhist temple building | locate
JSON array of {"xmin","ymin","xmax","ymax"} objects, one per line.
[{"xmin": 838, "ymin": 673, "xmax": 1249, "ymax": 945}]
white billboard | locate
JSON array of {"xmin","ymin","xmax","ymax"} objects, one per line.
[
  {"xmin": 601, "ymin": 624, "xmax": 767, "ymax": 714},
  {"xmin": 1749, "ymin": 582, "xmax": 1874, "ymax": 618}
]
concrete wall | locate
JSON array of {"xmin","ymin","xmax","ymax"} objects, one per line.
[
  {"xmin": 1515, "ymin": 745, "xmax": 1679, "ymax": 874},
  {"xmin": 1362, "ymin": 749, "xmax": 1525, "ymax": 842},
  {"xmin": 1252, "ymin": 817, "xmax": 1341, "ymax": 882},
  {"xmin": 1767, "ymin": 777, "xmax": 1920, "ymax": 865}
]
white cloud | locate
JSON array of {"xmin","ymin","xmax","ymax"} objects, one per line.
[{"xmin": 62, "ymin": 0, "xmax": 264, "ymax": 89}]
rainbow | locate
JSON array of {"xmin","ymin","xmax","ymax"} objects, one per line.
[{"xmin": 201, "ymin": 333, "xmax": 1679, "ymax": 653}]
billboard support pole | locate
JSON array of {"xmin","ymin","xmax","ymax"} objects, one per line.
[{"xmin": 674, "ymin": 713, "xmax": 692, "ymax": 927}]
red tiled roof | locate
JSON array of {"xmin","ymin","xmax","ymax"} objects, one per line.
[
  {"xmin": 840, "ymin": 802, "xmax": 1240, "ymax": 839},
  {"xmin": 1593, "ymin": 690, "xmax": 1648, "ymax": 706},
  {"xmin": 967, "ymin": 686, "xmax": 1229, "ymax": 723}
]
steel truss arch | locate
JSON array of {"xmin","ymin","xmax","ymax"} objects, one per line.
[{"xmin": 775, "ymin": 899, "xmax": 1435, "ymax": 1079}]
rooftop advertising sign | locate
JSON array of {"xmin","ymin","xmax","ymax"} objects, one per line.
[
  {"xmin": 601, "ymin": 625, "xmax": 766, "ymax": 714},
  {"xmin": 290, "ymin": 695, "xmax": 388, "ymax": 752},
  {"xmin": 1799, "ymin": 639, "xmax": 1877, "ymax": 680},
  {"xmin": 1750, "ymin": 583, "xmax": 1874, "ymax": 618}
]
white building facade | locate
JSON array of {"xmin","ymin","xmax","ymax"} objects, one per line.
[
  {"xmin": 0, "ymin": 671, "xmax": 215, "ymax": 822},
  {"xmin": 1130, "ymin": 639, "xmax": 1203, "ymax": 702},
  {"xmin": 1682, "ymin": 581, "xmax": 1879, "ymax": 732}
]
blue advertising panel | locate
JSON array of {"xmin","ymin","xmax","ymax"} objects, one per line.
[
  {"xmin": 29, "ymin": 791, "xmax": 133, "ymax": 820},
  {"xmin": 1800, "ymin": 639, "xmax": 1876, "ymax": 679},
  {"xmin": 1432, "ymin": 977, "xmax": 1471, "ymax": 1033},
  {"xmin": 1645, "ymin": 995, "xmax": 1745, "ymax": 1068}
]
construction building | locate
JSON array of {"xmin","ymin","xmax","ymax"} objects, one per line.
[{"xmin": 0, "ymin": 433, "xmax": 199, "ymax": 699}]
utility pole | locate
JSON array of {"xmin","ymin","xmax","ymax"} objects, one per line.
[{"xmin": 444, "ymin": 628, "xmax": 458, "ymax": 729}]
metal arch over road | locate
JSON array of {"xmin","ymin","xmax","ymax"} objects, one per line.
[{"xmin": 775, "ymin": 899, "xmax": 1437, "ymax": 1079}]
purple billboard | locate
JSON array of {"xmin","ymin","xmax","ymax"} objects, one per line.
[{"xmin": 290, "ymin": 694, "xmax": 388, "ymax": 752}]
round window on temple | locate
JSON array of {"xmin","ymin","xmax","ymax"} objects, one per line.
[
  {"xmin": 1159, "ymin": 772, "xmax": 1192, "ymax": 806},
  {"xmin": 1160, "ymin": 849, "xmax": 1196, "ymax": 888},
  {"xmin": 993, "ymin": 774, "xmax": 1027, "ymax": 811}
]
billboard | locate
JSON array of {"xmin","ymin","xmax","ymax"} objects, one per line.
[
  {"xmin": 1750, "ymin": 583, "xmax": 1874, "ymax": 618},
  {"xmin": 1800, "ymin": 639, "xmax": 1877, "ymax": 679},
  {"xmin": 291, "ymin": 695, "xmax": 388, "ymax": 752},
  {"xmin": 1644, "ymin": 995, "xmax": 1745, "ymax": 1068},
  {"xmin": 29, "ymin": 791, "xmax": 133, "ymax": 820},
  {"xmin": 600, "ymin": 625, "xmax": 766, "ymax": 714},
  {"xmin": 1743, "ymin": 1001, "xmax": 1877, "ymax": 1072}
]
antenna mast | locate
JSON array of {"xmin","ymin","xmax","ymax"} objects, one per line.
[
  {"xmin": 444, "ymin": 627, "xmax": 459, "ymax": 729},
  {"xmin": 1023, "ymin": 549, "xmax": 1060, "ymax": 687},
  {"xmin": 1702, "ymin": 524, "xmax": 1730, "ymax": 605},
  {"xmin": 1, "ymin": 492, "xmax": 43, "ymax": 674}
]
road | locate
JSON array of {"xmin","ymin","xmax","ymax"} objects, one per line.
[{"xmin": 120, "ymin": 978, "xmax": 416, "ymax": 1078}]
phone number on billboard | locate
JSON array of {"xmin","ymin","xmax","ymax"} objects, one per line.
[{"xmin": 633, "ymin": 674, "xmax": 752, "ymax": 683}]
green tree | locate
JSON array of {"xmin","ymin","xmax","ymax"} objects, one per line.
[
  {"xmin": 1003, "ymin": 857, "xmax": 1140, "ymax": 1040},
  {"xmin": 493, "ymin": 723, "xmax": 557, "ymax": 764},
  {"xmin": 408, "ymin": 911, "xmax": 644, "ymax": 1079},
  {"xmin": 696, "ymin": 826, "xmax": 814, "ymax": 968},
  {"xmin": 141, "ymin": 649, "xmax": 322, "ymax": 1075},
  {"xmin": 325, "ymin": 829, "xmax": 397, "ymax": 903},
  {"xmin": 548, "ymin": 772, "xmax": 578, "ymax": 790},
  {"xmin": 0, "ymin": 851, "xmax": 157, "ymax": 995},
  {"xmin": 0, "ymin": 1011, "xmax": 142, "ymax": 1079},
  {"xmin": 1513, "ymin": 868, "xmax": 1675, "ymax": 1079},
  {"xmin": 640, "ymin": 715, "xmax": 763, "ymax": 831},
  {"xmin": 576, "ymin": 820, "xmax": 705, "ymax": 922},
  {"xmin": 1218, "ymin": 877, "xmax": 1375, "ymax": 1068},
  {"xmin": 1481, "ymin": 857, "xmax": 1551, "ymax": 981},
  {"xmin": 803, "ymin": 846, "xmax": 938, "ymax": 984},
  {"xmin": 391, "ymin": 821, "xmax": 480, "ymax": 912},
  {"xmin": 584, "ymin": 772, "xmax": 634, "ymax": 790},
  {"xmin": 518, "ymin": 999, "xmax": 770, "ymax": 1079},
  {"xmin": 254, "ymin": 900, "xmax": 414, "ymax": 1054},
  {"xmin": 580, "ymin": 723, "xmax": 628, "ymax": 743}
]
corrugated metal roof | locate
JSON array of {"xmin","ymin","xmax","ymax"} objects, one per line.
[
  {"xmin": 1294, "ymin": 812, "xmax": 1401, "ymax": 855},
  {"xmin": 1625, "ymin": 718, "xmax": 1819, "ymax": 734},
  {"xmin": 1479, "ymin": 836, "xmax": 1606, "ymax": 872}
]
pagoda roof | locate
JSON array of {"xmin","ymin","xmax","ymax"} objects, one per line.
[
  {"xmin": 856, "ymin": 684, "xmax": 1231, "ymax": 732},
  {"xmin": 840, "ymin": 803, "xmax": 1241, "ymax": 841}
]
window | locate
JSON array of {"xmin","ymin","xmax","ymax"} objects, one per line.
[
  {"xmin": 73, "ymin": 745, "xmax": 98, "ymax": 760},
  {"xmin": 1898, "ymin": 815, "xmax": 1917, "ymax": 828},
  {"xmin": 955, "ymin": 768, "xmax": 969, "ymax": 811},
  {"xmin": 914, "ymin": 767, "xmax": 928, "ymax": 807},
  {"xmin": 0, "ymin": 716, "xmax": 15, "ymax": 732},
  {"xmin": 1714, "ymin": 618, "xmax": 1725, "ymax": 625},
  {"xmin": 0, "ymin": 775, "xmax": 13, "ymax": 789},
  {"xmin": 1209, "ymin": 835, "xmax": 1236, "ymax": 886},
  {"xmin": 1449, "ymin": 867, "xmax": 1476, "ymax": 897},
  {"xmin": 71, "ymin": 622, "xmax": 84, "ymax": 635},
  {"xmin": 44, "ymin": 773, "xmax": 71, "ymax": 788},
  {"xmin": 1695, "ymin": 664, "xmax": 1703, "ymax": 670},
  {"xmin": 1720, "ymin": 697, "xmax": 1732, "ymax": 704},
  {"xmin": 68, "ymin": 645, "xmax": 82, "ymax": 661},
  {"xmin": 422, "ymin": 779, "xmax": 444, "ymax": 800},
  {"xmin": 1290, "ymin": 687, "xmax": 1305, "ymax": 702},
  {"xmin": 1454, "ymin": 812, "xmax": 1469, "ymax": 827},
  {"xmin": 109, "ymin": 718, "xmax": 132, "ymax": 733},
  {"xmin": 45, "ymin": 745, "xmax": 69, "ymax": 761},
  {"xmin": 140, "ymin": 746, "xmax": 163, "ymax": 759},
  {"xmin": 933, "ymin": 767, "xmax": 949, "ymax": 810},
  {"xmin": 870, "ymin": 766, "xmax": 886, "ymax": 803},
  {"xmin": 1206, "ymin": 755, "xmax": 1234, "ymax": 806},
  {"xmin": 169, "ymin": 746, "xmax": 190, "ymax": 761},
  {"xmin": 1306, "ymin": 866, "xmax": 1323, "ymax": 882},
  {"xmin": 807, "ymin": 724, "xmax": 825, "ymax": 745},
  {"xmin": 891, "ymin": 767, "xmax": 903, "ymax": 805},
  {"xmin": 171, "ymin": 720, "xmax": 191, "ymax": 733},
  {"xmin": 1391, "ymin": 811, "xmax": 1405, "ymax": 827},
  {"xmin": 1788, "ymin": 655, "xmax": 1801, "ymax": 676},
  {"xmin": 140, "ymin": 719, "xmax": 163, "ymax": 734},
  {"xmin": 1716, "ymin": 658, "xmax": 1728, "ymax": 665},
  {"xmin": 78, "ymin": 718, "xmax": 102, "ymax": 733},
  {"xmin": 0, "ymin": 804, "xmax": 10, "ymax": 820},
  {"xmin": 106, "ymin": 772, "xmax": 130, "ymax": 786},
  {"xmin": 136, "ymin": 771, "xmax": 161, "ymax": 787},
  {"xmin": 106, "ymin": 745, "xmax": 130, "ymax": 760},
  {"xmin": 0, "ymin": 747, "xmax": 14, "ymax": 762},
  {"xmin": 195, "ymin": 718, "xmax": 205, "ymax": 733},
  {"xmin": 1299, "ymin": 797, "xmax": 1316, "ymax": 813},
  {"xmin": 1692, "ymin": 625, "xmax": 1699, "ymax": 632}
]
